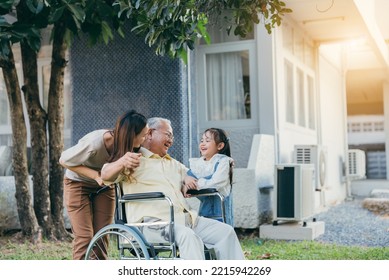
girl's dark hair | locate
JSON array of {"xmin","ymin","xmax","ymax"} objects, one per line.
[
  {"xmin": 204, "ymin": 128, "xmax": 231, "ymax": 157},
  {"xmin": 203, "ymin": 128, "xmax": 233, "ymax": 184},
  {"xmin": 108, "ymin": 110, "xmax": 147, "ymax": 163}
]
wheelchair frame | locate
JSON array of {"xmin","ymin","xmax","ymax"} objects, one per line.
[
  {"xmin": 84, "ymin": 183, "xmax": 217, "ymax": 260},
  {"xmin": 85, "ymin": 183, "xmax": 178, "ymax": 260}
]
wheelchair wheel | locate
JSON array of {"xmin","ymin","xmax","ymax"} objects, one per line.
[{"xmin": 85, "ymin": 224, "xmax": 151, "ymax": 260}]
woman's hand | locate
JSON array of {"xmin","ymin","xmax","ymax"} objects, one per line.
[
  {"xmin": 101, "ymin": 152, "xmax": 142, "ymax": 182},
  {"xmin": 94, "ymin": 171, "xmax": 104, "ymax": 186},
  {"xmin": 120, "ymin": 152, "xmax": 142, "ymax": 170}
]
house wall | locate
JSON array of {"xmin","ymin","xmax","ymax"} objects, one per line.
[
  {"xmin": 317, "ymin": 48, "xmax": 348, "ymax": 204},
  {"xmin": 272, "ymin": 21, "xmax": 348, "ymax": 210}
]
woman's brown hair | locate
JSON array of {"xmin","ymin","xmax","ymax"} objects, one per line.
[{"xmin": 108, "ymin": 110, "xmax": 147, "ymax": 163}]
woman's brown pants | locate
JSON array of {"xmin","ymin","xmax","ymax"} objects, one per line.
[{"xmin": 64, "ymin": 178, "xmax": 115, "ymax": 260}]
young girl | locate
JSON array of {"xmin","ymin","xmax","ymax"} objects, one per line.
[{"xmin": 185, "ymin": 128, "xmax": 234, "ymax": 226}]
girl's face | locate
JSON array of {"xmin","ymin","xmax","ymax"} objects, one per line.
[
  {"xmin": 199, "ymin": 131, "xmax": 224, "ymax": 160},
  {"xmin": 133, "ymin": 125, "xmax": 149, "ymax": 148}
]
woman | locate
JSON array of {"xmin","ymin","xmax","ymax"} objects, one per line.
[{"xmin": 59, "ymin": 110, "xmax": 149, "ymax": 259}]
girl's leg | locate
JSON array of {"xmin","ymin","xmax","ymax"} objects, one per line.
[
  {"xmin": 198, "ymin": 194, "xmax": 234, "ymax": 227},
  {"xmin": 198, "ymin": 196, "xmax": 223, "ymax": 222},
  {"xmin": 224, "ymin": 194, "xmax": 234, "ymax": 227}
]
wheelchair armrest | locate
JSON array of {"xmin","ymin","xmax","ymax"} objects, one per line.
[
  {"xmin": 121, "ymin": 192, "xmax": 165, "ymax": 201},
  {"xmin": 187, "ymin": 188, "xmax": 218, "ymax": 195}
]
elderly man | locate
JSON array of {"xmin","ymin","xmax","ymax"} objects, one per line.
[{"xmin": 101, "ymin": 117, "xmax": 245, "ymax": 260}]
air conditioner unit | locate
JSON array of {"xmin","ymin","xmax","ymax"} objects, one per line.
[
  {"xmin": 294, "ymin": 145, "xmax": 327, "ymax": 191},
  {"xmin": 273, "ymin": 164, "xmax": 315, "ymax": 223},
  {"xmin": 347, "ymin": 149, "xmax": 366, "ymax": 180}
]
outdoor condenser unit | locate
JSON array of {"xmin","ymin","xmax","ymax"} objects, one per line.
[
  {"xmin": 347, "ymin": 149, "xmax": 366, "ymax": 180},
  {"xmin": 273, "ymin": 164, "xmax": 315, "ymax": 223},
  {"xmin": 294, "ymin": 145, "xmax": 327, "ymax": 191}
]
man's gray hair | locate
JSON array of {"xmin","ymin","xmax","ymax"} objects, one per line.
[{"xmin": 147, "ymin": 117, "xmax": 171, "ymax": 130}]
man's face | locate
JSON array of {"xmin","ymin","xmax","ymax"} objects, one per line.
[{"xmin": 149, "ymin": 121, "xmax": 174, "ymax": 157}]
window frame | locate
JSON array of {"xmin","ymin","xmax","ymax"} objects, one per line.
[{"xmin": 196, "ymin": 40, "xmax": 258, "ymax": 128}]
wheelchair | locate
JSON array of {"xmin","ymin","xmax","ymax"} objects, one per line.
[{"xmin": 84, "ymin": 183, "xmax": 216, "ymax": 260}]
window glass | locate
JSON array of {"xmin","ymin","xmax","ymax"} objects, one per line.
[
  {"xmin": 304, "ymin": 41, "xmax": 315, "ymax": 69},
  {"xmin": 285, "ymin": 60, "xmax": 294, "ymax": 123},
  {"xmin": 307, "ymin": 76, "xmax": 315, "ymax": 129},
  {"xmin": 282, "ymin": 22, "xmax": 294, "ymax": 53},
  {"xmin": 294, "ymin": 33, "xmax": 304, "ymax": 62},
  {"xmin": 205, "ymin": 51, "xmax": 250, "ymax": 121},
  {"xmin": 283, "ymin": 24, "xmax": 316, "ymax": 131},
  {"xmin": 297, "ymin": 68, "xmax": 305, "ymax": 126}
]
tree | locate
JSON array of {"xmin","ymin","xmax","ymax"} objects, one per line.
[{"xmin": 0, "ymin": 0, "xmax": 291, "ymax": 242}]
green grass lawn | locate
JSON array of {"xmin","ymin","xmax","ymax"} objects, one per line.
[
  {"xmin": 240, "ymin": 237, "xmax": 389, "ymax": 260},
  {"xmin": 1, "ymin": 230, "xmax": 388, "ymax": 260}
]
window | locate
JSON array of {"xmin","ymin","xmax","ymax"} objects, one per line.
[
  {"xmin": 198, "ymin": 45, "xmax": 256, "ymax": 126},
  {"xmin": 282, "ymin": 22, "xmax": 294, "ymax": 53},
  {"xmin": 307, "ymin": 75, "xmax": 315, "ymax": 129},
  {"xmin": 284, "ymin": 62, "xmax": 316, "ymax": 129},
  {"xmin": 297, "ymin": 68, "xmax": 306, "ymax": 126},
  {"xmin": 285, "ymin": 60, "xmax": 294, "ymax": 123},
  {"xmin": 282, "ymin": 22, "xmax": 316, "ymax": 130},
  {"xmin": 282, "ymin": 21, "xmax": 315, "ymax": 68},
  {"xmin": 197, "ymin": 29, "xmax": 257, "ymax": 127},
  {"xmin": 367, "ymin": 151, "xmax": 386, "ymax": 179},
  {"xmin": 205, "ymin": 51, "xmax": 250, "ymax": 121}
]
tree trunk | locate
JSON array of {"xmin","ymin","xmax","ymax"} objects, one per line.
[
  {"xmin": 17, "ymin": 1, "xmax": 54, "ymax": 240},
  {"xmin": 48, "ymin": 20, "xmax": 69, "ymax": 240},
  {"xmin": 20, "ymin": 42, "xmax": 55, "ymax": 240},
  {"xmin": 0, "ymin": 48, "xmax": 41, "ymax": 244}
]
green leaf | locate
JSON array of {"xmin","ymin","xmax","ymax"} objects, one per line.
[
  {"xmin": 50, "ymin": 6, "xmax": 65, "ymax": 22},
  {"xmin": 177, "ymin": 47, "xmax": 187, "ymax": 64},
  {"xmin": 66, "ymin": 3, "xmax": 85, "ymax": 22},
  {"xmin": 0, "ymin": 0, "xmax": 15, "ymax": 10},
  {"xmin": 26, "ymin": 0, "xmax": 46, "ymax": 14},
  {"xmin": 101, "ymin": 21, "xmax": 113, "ymax": 44}
]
